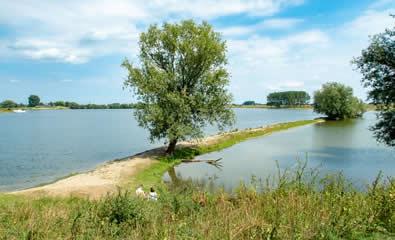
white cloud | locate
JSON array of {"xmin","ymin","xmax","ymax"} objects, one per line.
[
  {"xmin": 221, "ymin": 18, "xmax": 303, "ymax": 36},
  {"xmin": 0, "ymin": 0, "xmax": 303, "ymax": 63},
  {"xmin": 143, "ymin": 0, "xmax": 304, "ymax": 19},
  {"xmin": 226, "ymin": 8, "xmax": 394, "ymax": 103}
]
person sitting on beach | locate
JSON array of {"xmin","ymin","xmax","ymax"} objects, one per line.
[
  {"xmin": 135, "ymin": 185, "xmax": 145, "ymax": 198},
  {"xmin": 149, "ymin": 187, "xmax": 158, "ymax": 201}
]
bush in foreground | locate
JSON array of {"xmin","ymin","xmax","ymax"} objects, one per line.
[{"xmin": 0, "ymin": 168, "xmax": 394, "ymax": 239}]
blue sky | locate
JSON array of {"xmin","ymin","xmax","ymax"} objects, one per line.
[{"xmin": 0, "ymin": 0, "xmax": 394, "ymax": 104}]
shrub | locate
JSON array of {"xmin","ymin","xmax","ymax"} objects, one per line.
[
  {"xmin": 314, "ymin": 82, "xmax": 366, "ymax": 119},
  {"xmin": 97, "ymin": 190, "xmax": 145, "ymax": 226}
]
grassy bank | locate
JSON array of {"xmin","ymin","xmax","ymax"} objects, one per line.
[
  {"xmin": 0, "ymin": 108, "xmax": 12, "ymax": 113},
  {"xmin": 0, "ymin": 106, "xmax": 69, "ymax": 113},
  {"xmin": 232, "ymin": 104, "xmax": 312, "ymax": 109},
  {"xmin": 128, "ymin": 119, "xmax": 322, "ymax": 189},
  {"xmin": 1, "ymin": 166, "xmax": 394, "ymax": 239}
]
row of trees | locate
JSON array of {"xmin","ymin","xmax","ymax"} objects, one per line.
[
  {"xmin": 54, "ymin": 102, "xmax": 135, "ymax": 109},
  {"xmin": 0, "ymin": 95, "xmax": 41, "ymax": 108},
  {"xmin": 267, "ymin": 91, "xmax": 310, "ymax": 106},
  {"xmin": 1, "ymin": 96, "xmax": 135, "ymax": 110},
  {"xmin": 242, "ymin": 101, "xmax": 256, "ymax": 105}
]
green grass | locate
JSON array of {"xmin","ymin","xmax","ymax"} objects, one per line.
[
  {"xmin": 128, "ymin": 160, "xmax": 181, "ymax": 190},
  {"xmin": 1, "ymin": 166, "xmax": 394, "ymax": 239},
  {"xmin": 0, "ymin": 109, "xmax": 12, "ymax": 113},
  {"xmin": 22, "ymin": 106, "xmax": 69, "ymax": 111},
  {"xmin": 232, "ymin": 104, "xmax": 313, "ymax": 109},
  {"xmin": 0, "ymin": 106, "xmax": 69, "ymax": 113}
]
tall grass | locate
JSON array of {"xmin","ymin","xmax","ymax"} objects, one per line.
[{"xmin": 1, "ymin": 166, "xmax": 394, "ymax": 239}]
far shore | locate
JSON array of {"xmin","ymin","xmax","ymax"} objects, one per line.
[
  {"xmin": 8, "ymin": 119, "xmax": 324, "ymax": 199},
  {"xmin": 0, "ymin": 106, "xmax": 68, "ymax": 113}
]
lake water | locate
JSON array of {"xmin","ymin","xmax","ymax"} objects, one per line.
[
  {"xmin": 164, "ymin": 111, "xmax": 395, "ymax": 190},
  {"xmin": 0, "ymin": 108, "xmax": 320, "ymax": 191}
]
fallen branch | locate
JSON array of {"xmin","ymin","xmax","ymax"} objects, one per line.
[{"xmin": 181, "ymin": 158, "xmax": 223, "ymax": 169}]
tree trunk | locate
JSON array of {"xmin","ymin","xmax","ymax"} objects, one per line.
[
  {"xmin": 166, "ymin": 139, "xmax": 178, "ymax": 154},
  {"xmin": 167, "ymin": 167, "xmax": 180, "ymax": 184}
]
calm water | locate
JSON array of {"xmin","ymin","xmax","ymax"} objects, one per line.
[
  {"xmin": 164, "ymin": 111, "xmax": 395, "ymax": 189},
  {"xmin": 0, "ymin": 108, "xmax": 319, "ymax": 191}
]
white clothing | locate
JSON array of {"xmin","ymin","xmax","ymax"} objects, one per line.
[
  {"xmin": 149, "ymin": 191, "xmax": 158, "ymax": 201},
  {"xmin": 135, "ymin": 187, "xmax": 145, "ymax": 197}
]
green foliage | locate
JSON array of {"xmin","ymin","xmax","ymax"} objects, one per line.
[
  {"xmin": 1, "ymin": 168, "xmax": 394, "ymax": 239},
  {"xmin": 267, "ymin": 91, "xmax": 310, "ymax": 106},
  {"xmin": 54, "ymin": 101, "xmax": 65, "ymax": 107},
  {"xmin": 97, "ymin": 190, "xmax": 145, "ymax": 226},
  {"xmin": 313, "ymin": 82, "xmax": 366, "ymax": 120},
  {"xmin": 242, "ymin": 100, "xmax": 256, "ymax": 105},
  {"xmin": 53, "ymin": 101, "xmax": 135, "ymax": 109},
  {"xmin": 353, "ymin": 16, "xmax": 395, "ymax": 146},
  {"xmin": 0, "ymin": 100, "xmax": 18, "ymax": 108},
  {"xmin": 122, "ymin": 20, "xmax": 234, "ymax": 153},
  {"xmin": 28, "ymin": 95, "xmax": 40, "ymax": 107}
]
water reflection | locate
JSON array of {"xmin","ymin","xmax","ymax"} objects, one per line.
[{"xmin": 163, "ymin": 112, "xmax": 395, "ymax": 189}]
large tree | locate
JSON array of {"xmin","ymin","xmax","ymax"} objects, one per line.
[
  {"xmin": 122, "ymin": 20, "xmax": 234, "ymax": 154},
  {"xmin": 28, "ymin": 95, "xmax": 40, "ymax": 107},
  {"xmin": 353, "ymin": 16, "xmax": 395, "ymax": 147},
  {"xmin": 313, "ymin": 82, "xmax": 366, "ymax": 120}
]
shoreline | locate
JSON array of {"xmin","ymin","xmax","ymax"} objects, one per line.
[{"xmin": 9, "ymin": 119, "xmax": 324, "ymax": 199}]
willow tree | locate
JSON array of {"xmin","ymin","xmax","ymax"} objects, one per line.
[
  {"xmin": 122, "ymin": 20, "xmax": 234, "ymax": 154},
  {"xmin": 313, "ymin": 82, "xmax": 366, "ymax": 120}
]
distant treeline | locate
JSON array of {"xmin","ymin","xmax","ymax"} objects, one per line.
[
  {"xmin": 0, "ymin": 98, "xmax": 135, "ymax": 110},
  {"xmin": 242, "ymin": 101, "xmax": 257, "ymax": 105},
  {"xmin": 47, "ymin": 101, "xmax": 135, "ymax": 109},
  {"xmin": 267, "ymin": 91, "xmax": 310, "ymax": 106}
]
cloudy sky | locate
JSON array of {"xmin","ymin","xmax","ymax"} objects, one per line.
[{"xmin": 0, "ymin": 0, "xmax": 394, "ymax": 104}]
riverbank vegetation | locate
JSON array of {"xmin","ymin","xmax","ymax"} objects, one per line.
[
  {"xmin": 1, "ymin": 164, "xmax": 394, "ymax": 239},
  {"xmin": 0, "ymin": 97, "xmax": 136, "ymax": 111},
  {"xmin": 232, "ymin": 103, "xmax": 312, "ymax": 109},
  {"xmin": 0, "ymin": 106, "xmax": 68, "ymax": 112}
]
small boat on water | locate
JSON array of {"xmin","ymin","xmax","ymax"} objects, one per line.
[{"xmin": 13, "ymin": 109, "xmax": 26, "ymax": 113}]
